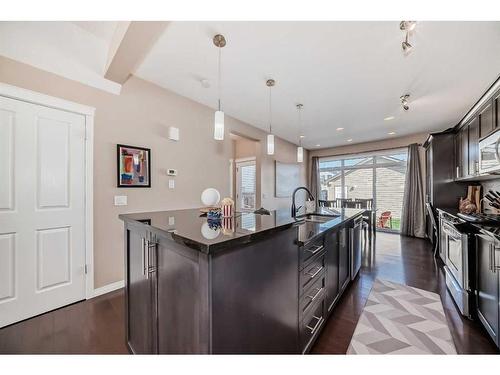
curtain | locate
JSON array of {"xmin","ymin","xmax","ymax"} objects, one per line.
[
  {"xmin": 310, "ymin": 156, "xmax": 320, "ymax": 201},
  {"xmin": 400, "ymin": 143, "xmax": 426, "ymax": 238}
]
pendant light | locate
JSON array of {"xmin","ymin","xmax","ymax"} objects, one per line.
[
  {"xmin": 266, "ymin": 79, "xmax": 276, "ymax": 155},
  {"xmin": 213, "ymin": 34, "xmax": 226, "ymax": 140},
  {"xmin": 296, "ymin": 104, "xmax": 304, "ymax": 163}
]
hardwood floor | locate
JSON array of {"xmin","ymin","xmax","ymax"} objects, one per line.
[
  {"xmin": 312, "ymin": 232, "xmax": 499, "ymax": 354},
  {"xmin": 0, "ymin": 232, "xmax": 497, "ymax": 354}
]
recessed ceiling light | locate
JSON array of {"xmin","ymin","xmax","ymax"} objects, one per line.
[
  {"xmin": 316, "ymin": 144, "xmax": 321, "ymax": 147},
  {"xmin": 388, "ymin": 131, "xmax": 396, "ymax": 135},
  {"xmin": 347, "ymin": 139, "xmax": 353, "ymax": 142},
  {"xmin": 384, "ymin": 116, "xmax": 395, "ymax": 121},
  {"xmin": 336, "ymin": 127, "xmax": 344, "ymax": 131},
  {"xmin": 300, "ymin": 135, "xmax": 305, "ymax": 138}
]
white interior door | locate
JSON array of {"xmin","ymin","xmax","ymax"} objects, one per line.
[
  {"xmin": 235, "ymin": 160, "xmax": 256, "ymax": 212},
  {"xmin": 0, "ymin": 96, "xmax": 87, "ymax": 328}
]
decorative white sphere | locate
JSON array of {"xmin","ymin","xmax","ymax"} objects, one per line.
[{"xmin": 201, "ymin": 188, "xmax": 220, "ymax": 206}]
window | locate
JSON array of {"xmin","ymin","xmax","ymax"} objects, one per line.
[
  {"xmin": 236, "ymin": 160, "xmax": 256, "ymax": 211},
  {"xmin": 319, "ymin": 149, "xmax": 408, "ymax": 232}
]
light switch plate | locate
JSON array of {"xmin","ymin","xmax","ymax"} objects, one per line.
[
  {"xmin": 114, "ymin": 195, "xmax": 127, "ymax": 206},
  {"xmin": 168, "ymin": 179, "xmax": 175, "ymax": 189},
  {"xmin": 168, "ymin": 217, "xmax": 175, "ymax": 225}
]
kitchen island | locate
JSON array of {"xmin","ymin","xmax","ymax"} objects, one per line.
[{"xmin": 119, "ymin": 207, "xmax": 364, "ymax": 354}]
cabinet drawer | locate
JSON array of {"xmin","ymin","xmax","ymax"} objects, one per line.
[
  {"xmin": 300, "ymin": 253, "xmax": 326, "ymax": 296},
  {"xmin": 299, "ymin": 273, "xmax": 326, "ymax": 318},
  {"xmin": 300, "ymin": 237, "xmax": 325, "ymax": 269},
  {"xmin": 300, "ymin": 297, "xmax": 326, "ymax": 352}
]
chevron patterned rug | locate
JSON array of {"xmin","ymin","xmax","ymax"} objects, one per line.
[{"xmin": 347, "ymin": 279, "xmax": 457, "ymax": 354}]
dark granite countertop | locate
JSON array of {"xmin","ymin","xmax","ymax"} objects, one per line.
[{"xmin": 119, "ymin": 207, "xmax": 365, "ymax": 253}]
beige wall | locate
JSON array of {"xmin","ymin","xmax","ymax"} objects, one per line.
[{"xmin": 0, "ymin": 56, "xmax": 308, "ymax": 288}]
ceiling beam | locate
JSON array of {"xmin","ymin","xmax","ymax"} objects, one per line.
[{"xmin": 104, "ymin": 21, "xmax": 169, "ymax": 84}]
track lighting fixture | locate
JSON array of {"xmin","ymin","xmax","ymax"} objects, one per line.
[
  {"xmin": 400, "ymin": 21, "xmax": 416, "ymax": 55},
  {"xmin": 400, "ymin": 94, "xmax": 410, "ymax": 111}
]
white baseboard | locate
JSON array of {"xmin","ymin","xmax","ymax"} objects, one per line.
[{"xmin": 91, "ymin": 280, "xmax": 124, "ymax": 298}]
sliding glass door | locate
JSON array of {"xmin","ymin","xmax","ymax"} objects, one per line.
[{"xmin": 319, "ymin": 149, "xmax": 408, "ymax": 233}]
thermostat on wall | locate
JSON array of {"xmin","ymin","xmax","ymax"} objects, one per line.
[{"xmin": 167, "ymin": 169, "xmax": 177, "ymax": 176}]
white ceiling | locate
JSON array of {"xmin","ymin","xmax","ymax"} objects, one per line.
[
  {"xmin": 0, "ymin": 21, "xmax": 121, "ymax": 93},
  {"xmin": 135, "ymin": 21, "xmax": 500, "ymax": 149}
]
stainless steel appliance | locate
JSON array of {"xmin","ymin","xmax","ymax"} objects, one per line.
[
  {"xmin": 439, "ymin": 212, "xmax": 474, "ymax": 318},
  {"xmin": 350, "ymin": 215, "xmax": 363, "ymax": 280},
  {"xmin": 479, "ymin": 130, "xmax": 500, "ymax": 174}
]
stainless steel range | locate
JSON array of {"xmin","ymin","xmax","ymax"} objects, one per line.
[{"xmin": 438, "ymin": 211, "xmax": 474, "ymax": 318}]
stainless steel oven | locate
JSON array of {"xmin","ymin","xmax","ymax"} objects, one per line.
[
  {"xmin": 442, "ymin": 220, "xmax": 466, "ymax": 286},
  {"xmin": 439, "ymin": 212, "xmax": 474, "ymax": 318},
  {"xmin": 479, "ymin": 130, "xmax": 500, "ymax": 174}
]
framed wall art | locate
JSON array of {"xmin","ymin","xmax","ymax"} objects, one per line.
[{"xmin": 117, "ymin": 144, "xmax": 151, "ymax": 187}]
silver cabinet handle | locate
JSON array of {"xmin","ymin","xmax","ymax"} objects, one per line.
[
  {"xmin": 306, "ymin": 287, "xmax": 323, "ymax": 302},
  {"xmin": 142, "ymin": 238, "xmax": 147, "ymax": 277},
  {"xmin": 306, "ymin": 245, "xmax": 324, "ymax": 255},
  {"xmin": 147, "ymin": 239, "xmax": 158, "ymax": 275},
  {"xmin": 456, "ymin": 166, "xmax": 460, "ymax": 179},
  {"xmin": 306, "ymin": 266, "xmax": 323, "ymax": 279},
  {"xmin": 144, "ymin": 239, "xmax": 150, "ymax": 279},
  {"xmin": 306, "ymin": 315, "xmax": 324, "ymax": 335}
]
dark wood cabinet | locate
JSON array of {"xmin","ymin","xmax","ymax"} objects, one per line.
[
  {"xmin": 479, "ymin": 102, "xmax": 494, "ymax": 139},
  {"xmin": 122, "ymin": 212, "xmax": 362, "ymax": 354},
  {"xmin": 339, "ymin": 226, "xmax": 350, "ymax": 293},
  {"xmin": 476, "ymin": 234, "xmax": 499, "ymax": 348},
  {"xmin": 468, "ymin": 116, "xmax": 480, "ymax": 176},
  {"xmin": 325, "ymin": 229, "xmax": 339, "ymax": 312},
  {"xmin": 125, "ymin": 226, "xmax": 156, "ymax": 354}
]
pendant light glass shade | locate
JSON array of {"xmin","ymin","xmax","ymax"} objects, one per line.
[
  {"xmin": 297, "ymin": 146, "xmax": 303, "ymax": 163},
  {"xmin": 267, "ymin": 134, "xmax": 275, "ymax": 155},
  {"xmin": 214, "ymin": 110, "xmax": 224, "ymax": 140}
]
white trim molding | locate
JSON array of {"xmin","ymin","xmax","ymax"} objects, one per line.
[
  {"xmin": 0, "ymin": 82, "xmax": 95, "ymax": 115},
  {"xmin": 92, "ymin": 280, "xmax": 125, "ymax": 298},
  {"xmin": 0, "ymin": 82, "xmax": 96, "ymax": 300}
]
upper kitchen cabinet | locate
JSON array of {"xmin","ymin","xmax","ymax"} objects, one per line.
[
  {"xmin": 495, "ymin": 91, "xmax": 500, "ymax": 132},
  {"xmin": 457, "ymin": 124, "xmax": 469, "ymax": 178},
  {"xmin": 479, "ymin": 100, "xmax": 494, "ymax": 139},
  {"xmin": 468, "ymin": 116, "xmax": 480, "ymax": 176}
]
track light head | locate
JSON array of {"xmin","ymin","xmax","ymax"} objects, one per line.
[
  {"xmin": 400, "ymin": 94, "xmax": 410, "ymax": 111},
  {"xmin": 402, "ymin": 40, "xmax": 413, "ymax": 53}
]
